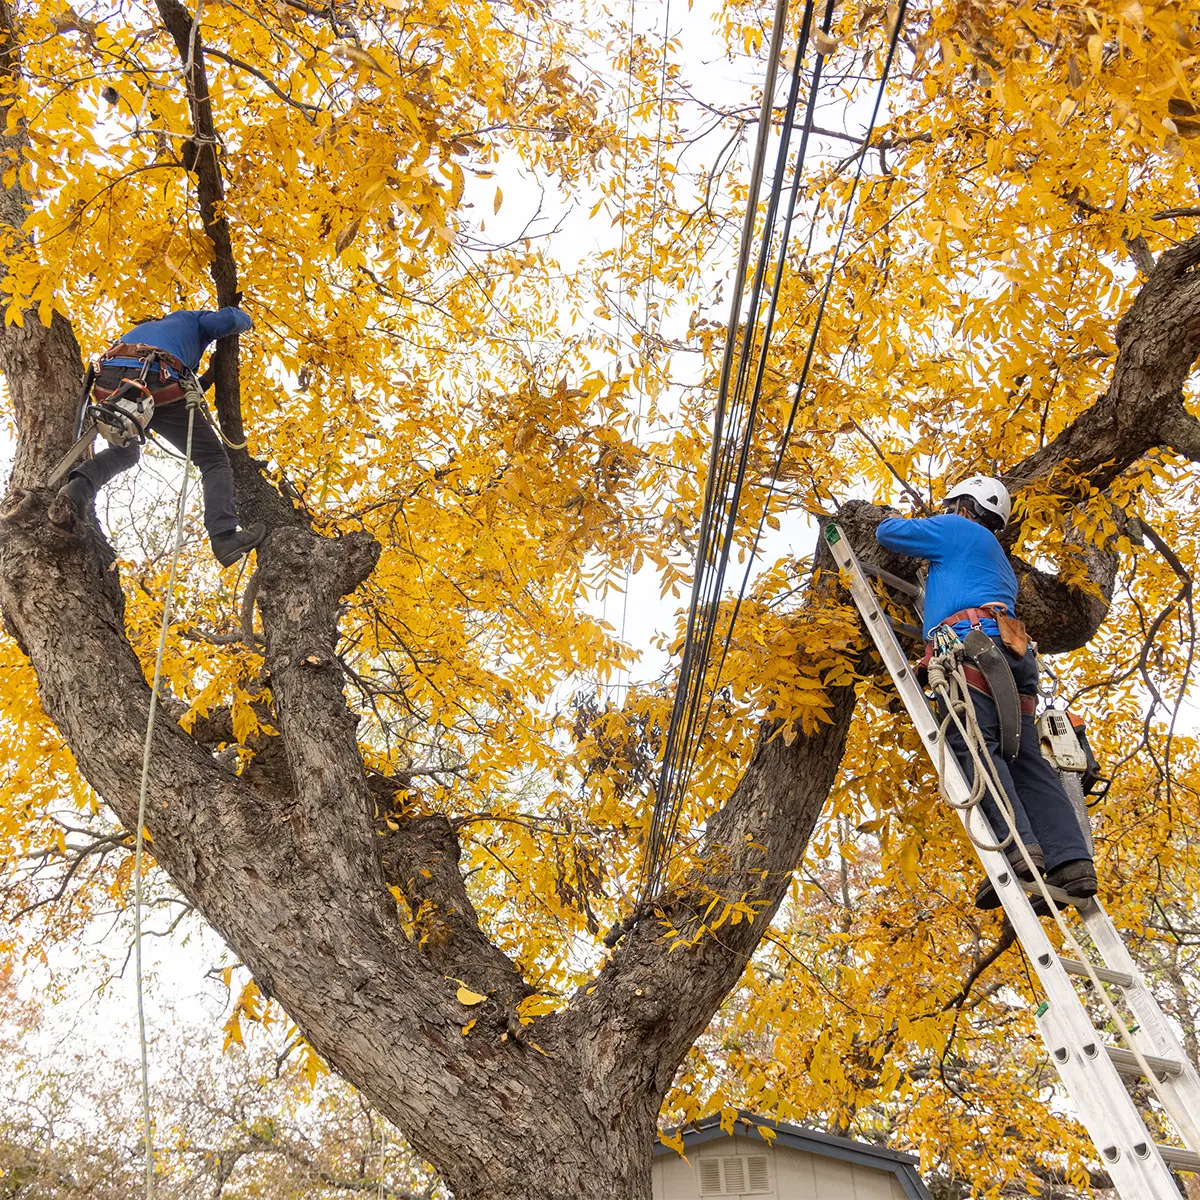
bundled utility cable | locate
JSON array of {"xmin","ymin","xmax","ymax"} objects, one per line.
[{"xmin": 640, "ymin": 0, "xmax": 909, "ymax": 903}]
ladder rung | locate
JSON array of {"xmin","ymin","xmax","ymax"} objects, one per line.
[
  {"xmin": 1104, "ymin": 1045, "xmax": 1184, "ymax": 1081},
  {"xmin": 1058, "ymin": 957, "xmax": 1134, "ymax": 989},
  {"xmin": 1021, "ymin": 880, "xmax": 1073, "ymax": 906},
  {"xmin": 1157, "ymin": 1144, "xmax": 1200, "ymax": 1172},
  {"xmin": 861, "ymin": 561, "xmax": 921, "ymax": 598}
]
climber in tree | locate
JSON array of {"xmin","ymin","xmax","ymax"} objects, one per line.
[
  {"xmin": 57, "ymin": 307, "xmax": 264, "ymax": 567},
  {"xmin": 875, "ymin": 477, "xmax": 1098, "ymax": 910}
]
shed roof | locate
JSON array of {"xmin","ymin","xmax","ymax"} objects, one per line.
[{"xmin": 655, "ymin": 1111, "xmax": 933, "ymax": 1200}]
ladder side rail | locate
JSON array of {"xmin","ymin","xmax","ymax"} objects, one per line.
[
  {"xmin": 1081, "ymin": 901, "xmax": 1200, "ymax": 1150},
  {"xmin": 1037, "ymin": 1003, "xmax": 1187, "ymax": 1199},
  {"xmin": 826, "ymin": 525, "xmax": 1187, "ymax": 1193}
]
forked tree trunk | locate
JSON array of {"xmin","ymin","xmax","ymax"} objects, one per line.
[{"xmin": 3, "ymin": 0, "xmax": 1200, "ymax": 1188}]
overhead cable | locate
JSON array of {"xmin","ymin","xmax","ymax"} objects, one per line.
[{"xmin": 641, "ymin": 0, "xmax": 910, "ymax": 903}]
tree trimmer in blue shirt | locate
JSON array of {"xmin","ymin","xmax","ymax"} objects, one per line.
[
  {"xmin": 875, "ymin": 475, "xmax": 1099, "ymax": 911},
  {"xmin": 51, "ymin": 307, "xmax": 264, "ymax": 568}
]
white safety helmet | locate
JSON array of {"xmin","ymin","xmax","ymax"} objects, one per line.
[{"xmin": 944, "ymin": 475, "xmax": 1011, "ymax": 531}]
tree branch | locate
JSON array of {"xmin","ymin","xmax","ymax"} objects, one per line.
[
  {"xmin": 1004, "ymin": 232, "xmax": 1200, "ymax": 497},
  {"xmin": 153, "ymin": 0, "xmax": 297, "ymax": 528}
]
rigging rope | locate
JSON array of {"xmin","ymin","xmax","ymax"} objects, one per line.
[
  {"xmin": 641, "ymin": 0, "xmax": 909, "ymax": 902},
  {"xmin": 132, "ymin": 392, "xmax": 201, "ymax": 1200},
  {"xmin": 643, "ymin": 0, "xmax": 675, "ymax": 334},
  {"xmin": 609, "ymin": 0, "xmax": 638, "ymax": 696}
]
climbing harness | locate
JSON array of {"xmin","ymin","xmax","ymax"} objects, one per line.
[
  {"xmin": 131, "ymin": 388, "xmax": 203, "ymax": 1200},
  {"xmin": 826, "ymin": 522, "xmax": 1200, "ymax": 1196},
  {"xmin": 47, "ymin": 347, "xmax": 206, "ymax": 487}
]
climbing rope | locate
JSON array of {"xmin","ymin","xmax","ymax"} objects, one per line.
[
  {"xmin": 131, "ymin": 390, "xmax": 201, "ymax": 1200},
  {"xmin": 929, "ymin": 650, "xmax": 1179, "ymax": 1119}
]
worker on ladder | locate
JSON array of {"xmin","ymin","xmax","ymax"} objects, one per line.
[
  {"xmin": 875, "ymin": 477, "xmax": 1098, "ymax": 910},
  {"xmin": 56, "ymin": 307, "xmax": 264, "ymax": 568}
]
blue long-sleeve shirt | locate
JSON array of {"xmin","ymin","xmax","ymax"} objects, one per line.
[
  {"xmin": 109, "ymin": 307, "xmax": 253, "ymax": 374},
  {"xmin": 875, "ymin": 514, "xmax": 1017, "ymax": 639}
]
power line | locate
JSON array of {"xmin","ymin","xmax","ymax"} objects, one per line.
[
  {"xmin": 701, "ymin": 0, "xmax": 913, "ymax": 755},
  {"xmin": 640, "ymin": 0, "xmax": 818, "ymax": 901},
  {"xmin": 640, "ymin": 1, "xmax": 910, "ymax": 903}
]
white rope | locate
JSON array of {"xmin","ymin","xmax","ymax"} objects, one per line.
[
  {"xmin": 132, "ymin": 393, "xmax": 200, "ymax": 1200},
  {"xmin": 931, "ymin": 655, "xmax": 1178, "ymax": 1116}
]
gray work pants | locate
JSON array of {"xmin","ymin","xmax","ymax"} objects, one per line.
[{"xmin": 72, "ymin": 397, "xmax": 239, "ymax": 538}]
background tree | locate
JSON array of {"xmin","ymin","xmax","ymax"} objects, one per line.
[
  {"xmin": 0, "ymin": 964, "xmax": 448, "ymax": 1198},
  {"xmin": 1, "ymin": 0, "xmax": 1199, "ymax": 1197}
]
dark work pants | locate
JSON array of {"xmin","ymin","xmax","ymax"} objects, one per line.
[
  {"xmin": 942, "ymin": 640, "xmax": 1092, "ymax": 872},
  {"xmin": 72, "ymin": 399, "xmax": 239, "ymax": 538}
]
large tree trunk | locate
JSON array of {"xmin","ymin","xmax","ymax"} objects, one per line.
[{"xmin": 3, "ymin": 0, "xmax": 1200, "ymax": 1190}]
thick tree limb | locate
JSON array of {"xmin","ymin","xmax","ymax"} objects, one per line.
[
  {"xmin": 153, "ymin": 0, "xmax": 297, "ymax": 529},
  {"xmin": 1004, "ymin": 233, "xmax": 1200, "ymax": 496},
  {"xmin": 381, "ymin": 815, "xmax": 533, "ymax": 1011}
]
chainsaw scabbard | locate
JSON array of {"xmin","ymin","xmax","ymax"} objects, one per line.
[{"xmin": 961, "ymin": 628, "xmax": 1021, "ymax": 761}]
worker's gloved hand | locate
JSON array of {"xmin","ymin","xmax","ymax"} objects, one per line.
[
  {"xmin": 198, "ymin": 366, "xmax": 215, "ymax": 391},
  {"xmin": 233, "ymin": 290, "xmax": 244, "ymax": 306}
]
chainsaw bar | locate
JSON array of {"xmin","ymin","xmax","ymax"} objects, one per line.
[{"xmin": 46, "ymin": 423, "xmax": 98, "ymax": 489}]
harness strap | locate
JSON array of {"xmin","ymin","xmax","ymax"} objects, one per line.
[
  {"xmin": 939, "ymin": 602, "xmax": 1008, "ymax": 629},
  {"xmin": 960, "ymin": 665, "xmax": 1038, "ymax": 715},
  {"xmin": 102, "ymin": 342, "xmax": 189, "ymax": 377},
  {"xmin": 961, "ymin": 628, "xmax": 1023, "ymax": 759},
  {"xmin": 98, "ymin": 343, "xmax": 193, "ymax": 406}
]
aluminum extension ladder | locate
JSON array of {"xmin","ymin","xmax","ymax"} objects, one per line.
[{"xmin": 825, "ymin": 522, "xmax": 1200, "ymax": 1198}]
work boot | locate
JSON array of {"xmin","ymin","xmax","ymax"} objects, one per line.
[
  {"xmin": 57, "ymin": 473, "xmax": 95, "ymax": 513},
  {"xmin": 975, "ymin": 842, "xmax": 1044, "ymax": 910},
  {"xmin": 1045, "ymin": 858, "xmax": 1098, "ymax": 903},
  {"xmin": 211, "ymin": 523, "xmax": 265, "ymax": 568}
]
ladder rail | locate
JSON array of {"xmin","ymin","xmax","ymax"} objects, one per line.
[
  {"xmin": 1081, "ymin": 903, "xmax": 1200, "ymax": 1150},
  {"xmin": 1037, "ymin": 1002, "xmax": 1184, "ymax": 1200},
  {"xmin": 824, "ymin": 523, "xmax": 1194, "ymax": 1198}
]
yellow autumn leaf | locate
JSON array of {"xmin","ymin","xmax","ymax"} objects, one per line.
[
  {"xmin": 328, "ymin": 43, "xmax": 393, "ymax": 78},
  {"xmin": 456, "ymin": 985, "xmax": 488, "ymax": 1006}
]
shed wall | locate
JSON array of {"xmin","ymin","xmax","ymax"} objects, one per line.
[{"xmin": 653, "ymin": 1136, "xmax": 910, "ymax": 1200}]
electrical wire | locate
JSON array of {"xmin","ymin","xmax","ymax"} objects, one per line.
[
  {"xmin": 641, "ymin": 1, "xmax": 910, "ymax": 902},
  {"xmin": 695, "ymin": 0, "xmax": 911, "ymax": 763},
  {"xmin": 641, "ymin": 0, "xmax": 820, "ymax": 901}
]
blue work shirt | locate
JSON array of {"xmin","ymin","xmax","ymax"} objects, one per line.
[
  {"xmin": 875, "ymin": 514, "xmax": 1018, "ymax": 639},
  {"xmin": 109, "ymin": 307, "xmax": 252, "ymax": 375}
]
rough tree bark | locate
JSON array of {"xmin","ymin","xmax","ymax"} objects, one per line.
[{"xmin": 3, "ymin": 3, "xmax": 1200, "ymax": 1195}]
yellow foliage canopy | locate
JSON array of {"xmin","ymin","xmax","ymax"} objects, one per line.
[{"xmin": 0, "ymin": 0, "xmax": 1198, "ymax": 1192}]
